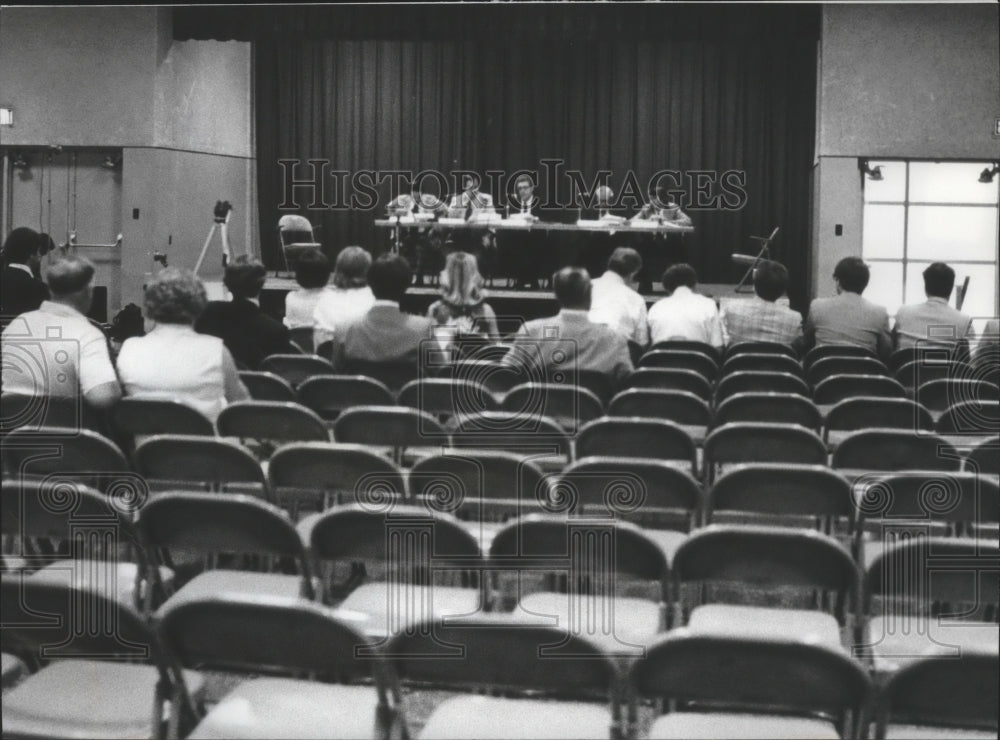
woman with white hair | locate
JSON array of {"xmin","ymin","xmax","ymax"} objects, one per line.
[{"xmin": 312, "ymin": 245, "xmax": 376, "ymax": 349}]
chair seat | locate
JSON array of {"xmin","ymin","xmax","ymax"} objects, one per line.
[
  {"xmin": 517, "ymin": 592, "xmax": 662, "ymax": 652},
  {"xmin": 28, "ymin": 561, "xmax": 174, "ymax": 607},
  {"xmin": 884, "ymin": 724, "xmax": 998, "ymax": 739},
  {"xmin": 188, "ymin": 677, "xmax": 383, "ymax": 739},
  {"xmin": 339, "ymin": 583, "xmax": 483, "ymax": 638},
  {"xmin": 155, "ymin": 570, "xmax": 307, "ymax": 617},
  {"xmin": 2, "ymin": 651, "xmax": 27, "ymax": 689},
  {"xmin": 1, "ymin": 660, "xmax": 203, "ymax": 740},
  {"xmin": 419, "ymin": 694, "xmax": 613, "ymax": 740},
  {"xmin": 863, "ymin": 616, "xmax": 1000, "ymax": 673},
  {"xmin": 687, "ymin": 604, "xmax": 844, "ymax": 651},
  {"xmin": 641, "ymin": 528, "xmax": 689, "ymax": 566},
  {"xmin": 647, "ymin": 711, "xmax": 839, "ymax": 739}
]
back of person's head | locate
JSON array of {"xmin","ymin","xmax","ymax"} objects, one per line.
[
  {"xmin": 144, "ymin": 268, "xmax": 207, "ymax": 325},
  {"xmin": 552, "ymin": 267, "xmax": 592, "ymax": 310},
  {"xmin": 440, "ymin": 251, "xmax": 484, "ymax": 307},
  {"xmin": 753, "ymin": 260, "xmax": 789, "ymax": 302},
  {"xmin": 332, "ymin": 246, "xmax": 372, "ymax": 289},
  {"xmin": 607, "ymin": 247, "xmax": 643, "ymax": 280},
  {"xmin": 223, "ymin": 256, "xmax": 267, "ymax": 299},
  {"xmin": 922, "ymin": 262, "xmax": 955, "ymax": 300},
  {"xmin": 2, "ymin": 227, "xmax": 43, "ymax": 265},
  {"xmin": 833, "ymin": 257, "xmax": 870, "ymax": 294},
  {"xmin": 292, "ymin": 247, "xmax": 331, "ymax": 289},
  {"xmin": 368, "ymin": 254, "xmax": 413, "ymax": 302},
  {"xmin": 45, "ymin": 256, "xmax": 95, "ymax": 301},
  {"xmin": 661, "ymin": 263, "xmax": 698, "ymax": 294}
]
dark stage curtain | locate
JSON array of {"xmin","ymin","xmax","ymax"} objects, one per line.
[{"xmin": 191, "ymin": 5, "xmax": 819, "ymax": 309}]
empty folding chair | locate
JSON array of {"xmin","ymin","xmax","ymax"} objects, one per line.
[
  {"xmin": 447, "ymin": 411, "xmax": 572, "ymax": 467},
  {"xmin": 626, "ymin": 367, "xmax": 712, "ymax": 401},
  {"xmin": 713, "ymin": 392, "xmax": 821, "ymax": 431},
  {"xmin": 724, "ymin": 340, "xmax": 799, "ymax": 361},
  {"xmin": 804, "ymin": 344, "xmax": 877, "ymax": 369},
  {"xmin": 608, "ymin": 389, "xmax": 711, "ymax": 440},
  {"xmin": 334, "ymin": 405, "xmax": 449, "ymax": 464},
  {"xmin": 576, "ymin": 369, "xmax": 618, "ymax": 407},
  {"xmin": 158, "ymin": 593, "xmax": 398, "ymax": 740},
  {"xmin": 399, "ymin": 378, "xmax": 500, "ymax": 419},
  {"xmin": 388, "ymin": 615, "xmax": 621, "ymax": 740},
  {"xmin": 260, "ymin": 353, "xmax": 336, "ymax": 388},
  {"xmin": 895, "ymin": 359, "xmax": 973, "ymax": 390},
  {"xmin": 874, "ymin": 651, "xmax": 998, "ymax": 740},
  {"xmin": 298, "ymin": 504, "xmax": 484, "ymax": 638},
  {"xmin": 721, "ymin": 352, "xmax": 803, "ymax": 377},
  {"xmin": 288, "ymin": 325, "xmax": 315, "ymax": 354},
  {"xmin": 715, "ymin": 371, "xmax": 811, "ymax": 403},
  {"xmin": 451, "ymin": 359, "xmax": 525, "ymax": 396},
  {"xmin": 217, "ymin": 400, "xmax": 331, "ymax": 457},
  {"xmin": 916, "ymin": 378, "xmax": 999, "ymax": 414},
  {"xmin": 936, "ymin": 399, "xmax": 1000, "ymax": 435},
  {"xmin": 702, "ymin": 422, "xmax": 827, "ymax": 484},
  {"xmin": 630, "ymin": 632, "xmax": 871, "ymax": 740},
  {"xmin": 490, "ymin": 515, "xmax": 670, "ymax": 649},
  {"xmin": 813, "ymin": 374, "xmax": 907, "ymax": 406},
  {"xmin": 965, "ymin": 436, "xmax": 1000, "ymax": 474},
  {"xmin": 807, "ymin": 355, "xmax": 889, "ymax": 387},
  {"xmin": 639, "ymin": 350, "xmax": 719, "ymax": 382},
  {"xmin": 297, "ymin": 374, "xmax": 395, "ymax": 421},
  {"xmin": 239, "ymin": 370, "xmax": 296, "ymax": 401},
  {"xmin": 268, "ymin": 442, "xmax": 406, "ymax": 514},
  {"xmin": 501, "ymin": 383, "xmax": 604, "ymax": 432},
  {"xmin": 648, "ymin": 339, "xmax": 720, "ymax": 364},
  {"xmin": 134, "ymin": 434, "xmax": 268, "ymax": 496},
  {"xmin": 671, "ymin": 525, "xmax": 861, "ymax": 650},
  {"xmin": 1, "ymin": 391, "xmax": 101, "ymax": 436},
  {"xmin": 1, "ymin": 579, "xmax": 203, "ymax": 740},
  {"xmin": 344, "ymin": 358, "xmax": 421, "ymax": 393},
  {"xmin": 110, "ymin": 397, "xmax": 214, "ymax": 447},
  {"xmin": 832, "ymin": 428, "xmax": 961, "ymax": 474},
  {"xmin": 824, "ymin": 397, "xmax": 934, "ymax": 447},
  {"xmin": 888, "ymin": 346, "xmax": 971, "ymax": 377},
  {"xmin": 2, "ymin": 427, "xmax": 131, "ymax": 493},
  {"xmin": 577, "ymin": 418, "xmax": 698, "ymax": 474},
  {"xmin": 860, "ymin": 537, "xmax": 999, "ymax": 674},
  {"xmin": 137, "ymin": 492, "xmax": 315, "ymax": 615}
]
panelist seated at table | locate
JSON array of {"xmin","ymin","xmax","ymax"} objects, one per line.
[
  {"xmin": 448, "ymin": 173, "xmax": 496, "ymax": 218},
  {"xmin": 507, "ymin": 173, "xmax": 540, "ymax": 222},
  {"xmin": 631, "ymin": 183, "xmax": 693, "ymax": 227}
]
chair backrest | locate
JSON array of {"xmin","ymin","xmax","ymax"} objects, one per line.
[
  {"xmin": 277, "ymin": 213, "xmax": 315, "ymax": 240},
  {"xmin": 576, "ymin": 417, "xmax": 697, "ymax": 472},
  {"xmin": 936, "ymin": 400, "xmax": 1000, "ymax": 435},
  {"xmin": 804, "ymin": 344, "xmax": 877, "ymax": 369},
  {"xmin": 500, "ymin": 383, "xmax": 604, "ymax": 431},
  {"xmin": 721, "ymin": 352, "xmax": 803, "ymax": 377},
  {"xmin": 832, "ymin": 429, "xmax": 961, "ymax": 472},
  {"xmin": 708, "ymin": 463, "xmax": 853, "ymax": 522},
  {"xmin": 631, "ymin": 632, "xmax": 871, "ymax": 735},
  {"xmin": 895, "ymin": 359, "xmax": 974, "ymax": 389},
  {"xmin": 638, "ymin": 350, "xmax": 719, "ymax": 381},
  {"xmin": 268, "ymin": 442, "xmax": 407, "ymax": 509},
  {"xmin": 716, "ymin": 371, "xmax": 811, "ymax": 402},
  {"xmin": 625, "ymin": 368, "xmax": 712, "ymax": 400},
  {"xmin": 239, "ymin": 371, "xmax": 296, "ymax": 402},
  {"xmin": 965, "ymin": 436, "xmax": 1000, "ymax": 474},
  {"xmin": 608, "ymin": 389, "xmax": 712, "ymax": 427},
  {"xmin": 2, "ymin": 427, "xmax": 130, "ymax": 492},
  {"xmin": 288, "ymin": 326, "xmax": 315, "ymax": 355},
  {"xmin": 855, "ymin": 471, "xmax": 1000, "ymax": 527},
  {"xmin": 702, "ymin": 422, "xmax": 828, "ymax": 483},
  {"xmin": 825, "ymin": 397, "xmax": 934, "ymax": 439},
  {"xmin": 888, "ymin": 345, "xmax": 972, "ymax": 376},
  {"xmin": 111, "ymin": 397, "xmax": 215, "ymax": 438},
  {"xmin": 916, "ymin": 378, "xmax": 999, "ymax": 413},
  {"xmin": 217, "ymin": 401, "xmax": 330, "ymax": 443},
  {"xmin": 447, "ymin": 411, "xmax": 572, "ymax": 458},
  {"xmin": 399, "ymin": 378, "xmax": 500, "ymax": 418},
  {"xmin": 260, "ymin": 354, "xmax": 336, "ymax": 388},
  {"xmin": 807, "ymin": 355, "xmax": 888, "ymax": 387},
  {"xmin": 575, "ymin": 369, "xmax": 618, "ymax": 407},
  {"xmin": 134, "ymin": 435, "xmax": 266, "ymax": 494},
  {"xmin": 648, "ymin": 340, "xmax": 720, "ymax": 364},
  {"xmin": 724, "ymin": 341, "xmax": 799, "ymax": 361},
  {"xmin": 333, "ymin": 405, "xmax": 448, "ymax": 449},
  {"xmin": 1, "ymin": 392, "xmax": 101, "ymax": 435},
  {"xmin": 386, "ymin": 615, "xmax": 617, "ymax": 695},
  {"xmin": 344, "ymin": 359, "xmax": 420, "ymax": 393},
  {"xmin": 451, "ymin": 359, "xmax": 525, "ymax": 396},
  {"xmin": 713, "ymin": 392, "xmax": 821, "ymax": 431},
  {"xmin": 813, "ymin": 374, "xmax": 906, "ymax": 405},
  {"xmin": 297, "ymin": 375, "xmax": 395, "ymax": 419},
  {"xmin": 875, "ymin": 651, "xmax": 999, "ymax": 738}
]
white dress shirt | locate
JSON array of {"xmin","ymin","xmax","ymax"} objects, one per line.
[
  {"xmin": 588, "ymin": 271, "xmax": 650, "ymax": 346},
  {"xmin": 647, "ymin": 286, "xmax": 727, "ymax": 348},
  {"xmin": 312, "ymin": 285, "xmax": 376, "ymax": 347},
  {"xmin": 283, "ymin": 287, "xmax": 327, "ymax": 329}
]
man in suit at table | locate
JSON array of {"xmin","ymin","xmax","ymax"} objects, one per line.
[
  {"xmin": 330, "ymin": 254, "xmax": 434, "ymax": 371},
  {"xmin": 503, "ymin": 266, "xmax": 633, "ymax": 387},
  {"xmin": 799, "ymin": 256, "xmax": 892, "ymax": 360}
]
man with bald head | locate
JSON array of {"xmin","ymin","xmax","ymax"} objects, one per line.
[{"xmin": 503, "ymin": 266, "xmax": 633, "ymax": 386}]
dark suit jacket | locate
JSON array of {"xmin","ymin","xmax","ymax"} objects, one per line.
[
  {"xmin": 195, "ymin": 298, "xmax": 293, "ymax": 370},
  {"xmin": 331, "ymin": 303, "xmax": 434, "ymax": 372},
  {"xmin": 1, "ymin": 266, "xmax": 49, "ymax": 326}
]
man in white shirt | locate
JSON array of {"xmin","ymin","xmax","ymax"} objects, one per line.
[
  {"xmin": 894, "ymin": 262, "xmax": 975, "ymax": 351},
  {"xmin": 647, "ymin": 263, "xmax": 726, "ymax": 349},
  {"xmin": 588, "ymin": 247, "xmax": 650, "ymax": 348},
  {"xmin": 1, "ymin": 256, "xmax": 121, "ymax": 412}
]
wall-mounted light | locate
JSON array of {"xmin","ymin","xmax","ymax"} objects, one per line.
[
  {"xmin": 0, "ymin": 107, "xmax": 12, "ymax": 126},
  {"xmin": 859, "ymin": 160, "xmax": 884, "ymax": 181},
  {"xmin": 101, "ymin": 155, "xmax": 122, "ymax": 171},
  {"xmin": 978, "ymin": 164, "xmax": 1000, "ymax": 183},
  {"xmin": 11, "ymin": 153, "xmax": 30, "ymax": 170}
]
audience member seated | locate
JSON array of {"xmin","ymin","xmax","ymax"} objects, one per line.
[
  {"xmin": 116, "ymin": 268, "xmax": 249, "ymax": 422},
  {"xmin": 721, "ymin": 259, "xmax": 803, "ymax": 346},
  {"xmin": 588, "ymin": 246, "xmax": 650, "ymax": 347},
  {"xmin": 427, "ymin": 251, "xmax": 499, "ymax": 353},
  {"xmin": 1, "ymin": 255, "xmax": 121, "ymax": 410},
  {"xmin": 800, "ymin": 256, "xmax": 891, "ymax": 360},
  {"xmin": 312, "ymin": 245, "xmax": 375, "ymax": 349},
  {"xmin": 503, "ymin": 266, "xmax": 633, "ymax": 386},
  {"xmin": 283, "ymin": 247, "xmax": 331, "ymax": 330},
  {"xmin": 195, "ymin": 256, "xmax": 294, "ymax": 370},
  {"xmin": 330, "ymin": 254, "xmax": 434, "ymax": 371},
  {"xmin": 1, "ymin": 227, "xmax": 50, "ymax": 327},
  {"xmin": 893, "ymin": 262, "xmax": 974, "ymax": 351},
  {"xmin": 647, "ymin": 263, "xmax": 726, "ymax": 349}
]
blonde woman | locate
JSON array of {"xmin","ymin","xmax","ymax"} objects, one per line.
[{"xmin": 427, "ymin": 252, "xmax": 499, "ymax": 347}]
